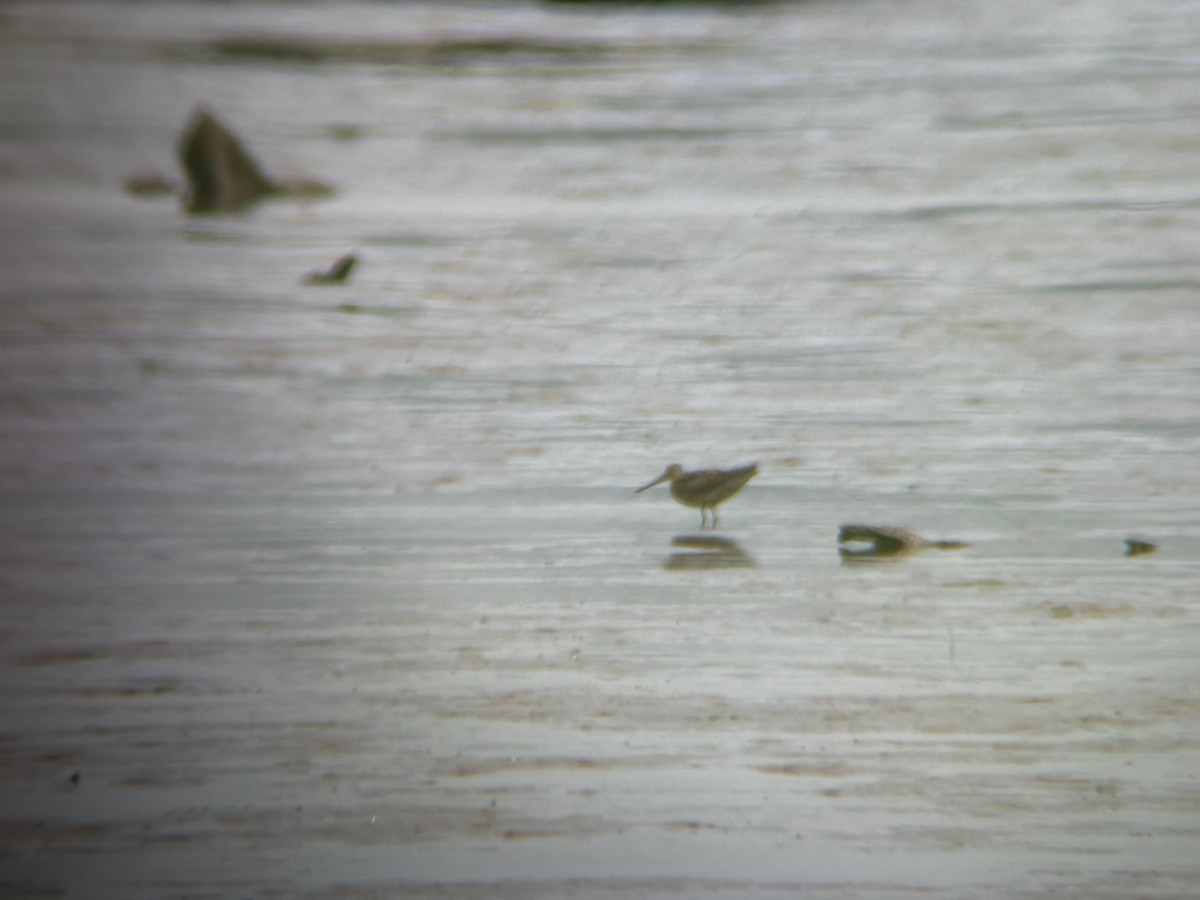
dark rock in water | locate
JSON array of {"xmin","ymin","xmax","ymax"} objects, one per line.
[
  {"xmin": 1124, "ymin": 537, "xmax": 1158, "ymax": 557},
  {"xmin": 175, "ymin": 107, "xmax": 334, "ymax": 213},
  {"xmin": 837, "ymin": 524, "xmax": 969, "ymax": 562},
  {"xmin": 207, "ymin": 35, "xmax": 612, "ymax": 67},
  {"xmin": 303, "ymin": 253, "xmax": 358, "ymax": 286},
  {"xmin": 177, "ymin": 107, "xmax": 278, "ymax": 214}
]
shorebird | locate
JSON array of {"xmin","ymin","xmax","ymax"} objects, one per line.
[{"xmin": 635, "ymin": 462, "xmax": 758, "ymax": 530}]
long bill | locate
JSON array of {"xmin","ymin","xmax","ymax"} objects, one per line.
[{"xmin": 635, "ymin": 468, "xmax": 673, "ymax": 493}]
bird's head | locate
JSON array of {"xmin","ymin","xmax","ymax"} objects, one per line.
[{"xmin": 635, "ymin": 463, "xmax": 683, "ymax": 493}]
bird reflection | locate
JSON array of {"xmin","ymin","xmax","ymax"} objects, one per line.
[
  {"xmin": 664, "ymin": 534, "xmax": 755, "ymax": 570},
  {"xmin": 838, "ymin": 524, "xmax": 968, "ymax": 564}
]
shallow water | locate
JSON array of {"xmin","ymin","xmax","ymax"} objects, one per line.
[{"xmin": 1, "ymin": 0, "xmax": 1199, "ymax": 897}]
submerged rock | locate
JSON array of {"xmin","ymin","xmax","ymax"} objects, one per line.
[
  {"xmin": 127, "ymin": 108, "xmax": 334, "ymax": 211},
  {"xmin": 1124, "ymin": 537, "xmax": 1158, "ymax": 557},
  {"xmin": 177, "ymin": 107, "xmax": 277, "ymax": 213},
  {"xmin": 207, "ymin": 35, "xmax": 611, "ymax": 67},
  {"xmin": 303, "ymin": 253, "xmax": 358, "ymax": 286},
  {"xmin": 174, "ymin": 106, "xmax": 334, "ymax": 214},
  {"xmin": 838, "ymin": 524, "xmax": 969, "ymax": 561}
]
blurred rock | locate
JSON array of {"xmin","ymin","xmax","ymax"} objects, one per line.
[
  {"xmin": 1124, "ymin": 537, "xmax": 1158, "ymax": 557},
  {"xmin": 303, "ymin": 253, "xmax": 358, "ymax": 285},
  {"xmin": 838, "ymin": 524, "xmax": 969, "ymax": 562},
  {"xmin": 177, "ymin": 106, "xmax": 277, "ymax": 213}
]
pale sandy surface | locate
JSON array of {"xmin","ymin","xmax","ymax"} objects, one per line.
[{"xmin": 3, "ymin": 486, "xmax": 1197, "ymax": 898}]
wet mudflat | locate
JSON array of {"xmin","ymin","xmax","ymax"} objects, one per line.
[{"xmin": 1, "ymin": 1, "xmax": 1199, "ymax": 897}]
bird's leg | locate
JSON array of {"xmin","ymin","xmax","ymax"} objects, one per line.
[{"xmin": 711, "ymin": 508, "xmax": 720, "ymax": 530}]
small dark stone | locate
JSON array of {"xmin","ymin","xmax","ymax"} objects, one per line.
[
  {"xmin": 1124, "ymin": 538, "xmax": 1158, "ymax": 557},
  {"xmin": 304, "ymin": 253, "xmax": 358, "ymax": 285}
]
